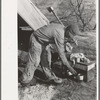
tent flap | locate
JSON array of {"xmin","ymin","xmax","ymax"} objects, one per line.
[{"xmin": 18, "ymin": 0, "xmax": 49, "ymax": 30}]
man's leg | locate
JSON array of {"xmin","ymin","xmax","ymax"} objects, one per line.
[
  {"xmin": 19, "ymin": 35, "xmax": 42, "ymax": 84},
  {"xmin": 40, "ymin": 45, "xmax": 63, "ymax": 84}
]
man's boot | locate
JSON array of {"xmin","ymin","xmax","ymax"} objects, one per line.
[{"xmin": 42, "ymin": 67, "xmax": 63, "ymax": 84}]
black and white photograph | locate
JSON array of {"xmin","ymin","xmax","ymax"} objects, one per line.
[
  {"xmin": 2, "ymin": 0, "xmax": 98, "ymax": 100},
  {"xmin": 17, "ymin": 0, "xmax": 97, "ymax": 100}
]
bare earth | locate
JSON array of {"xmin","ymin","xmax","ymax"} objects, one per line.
[{"xmin": 18, "ymin": 31, "xmax": 96, "ymax": 100}]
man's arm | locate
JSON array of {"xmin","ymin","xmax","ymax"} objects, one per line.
[{"xmin": 54, "ymin": 29, "xmax": 77, "ymax": 74}]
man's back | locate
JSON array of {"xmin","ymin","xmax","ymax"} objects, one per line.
[{"xmin": 33, "ymin": 23, "xmax": 65, "ymax": 44}]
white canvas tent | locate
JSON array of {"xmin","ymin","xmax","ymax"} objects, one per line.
[{"xmin": 18, "ymin": 0, "xmax": 49, "ymax": 31}]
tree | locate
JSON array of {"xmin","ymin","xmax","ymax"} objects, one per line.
[{"xmin": 67, "ymin": 0, "xmax": 96, "ymax": 31}]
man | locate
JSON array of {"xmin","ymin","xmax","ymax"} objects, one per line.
[
  {"xmin": 45, "ymin": 37, "xmax": 77, "ymax": 66},
  {"xmin": 19, "ymin": 21, "xmax": 80, "ymax": 85}
]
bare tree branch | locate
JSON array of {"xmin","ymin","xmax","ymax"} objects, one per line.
[
  {"xmin": 93, "ymin": 24, "xmax": 96, "ymax": 30},
  {"xmin": 85, "ymin": 11, "xmax": 95, "ymax": 26}
]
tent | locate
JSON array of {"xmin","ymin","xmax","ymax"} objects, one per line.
[{"xmin": 18, "ymin": 0, "xmax": 49, "ymax": 31}]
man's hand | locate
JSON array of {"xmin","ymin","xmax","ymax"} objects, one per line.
[{"xmin": 68, "ymin": 66, "xmax": 77, "ymax": 75}]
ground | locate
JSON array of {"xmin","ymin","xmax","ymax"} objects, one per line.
[{"xmin": 18, "ymin": 30, "xmax": 96, "ymax": 100}]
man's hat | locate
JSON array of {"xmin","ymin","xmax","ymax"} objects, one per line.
[
  {"xmin": 67, "ymin": 21, "xmax": 80, "ymax": 35},
  {"xmin": 65, "ymin": 21, "xmax": 79, "ymax": 45}
]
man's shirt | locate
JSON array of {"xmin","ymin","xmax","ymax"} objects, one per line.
[
  {"xmin": 33, "ymin": 23, "xmax": 68, "ymax": 65},
  {"xmin": 34, "ymin": 23, "xmax": 65, "ymax": 45}
]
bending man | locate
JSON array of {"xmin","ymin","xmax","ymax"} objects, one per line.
[{"xmin": 20, "ymin": 21, "xmax": 80, "ymax": 85}]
